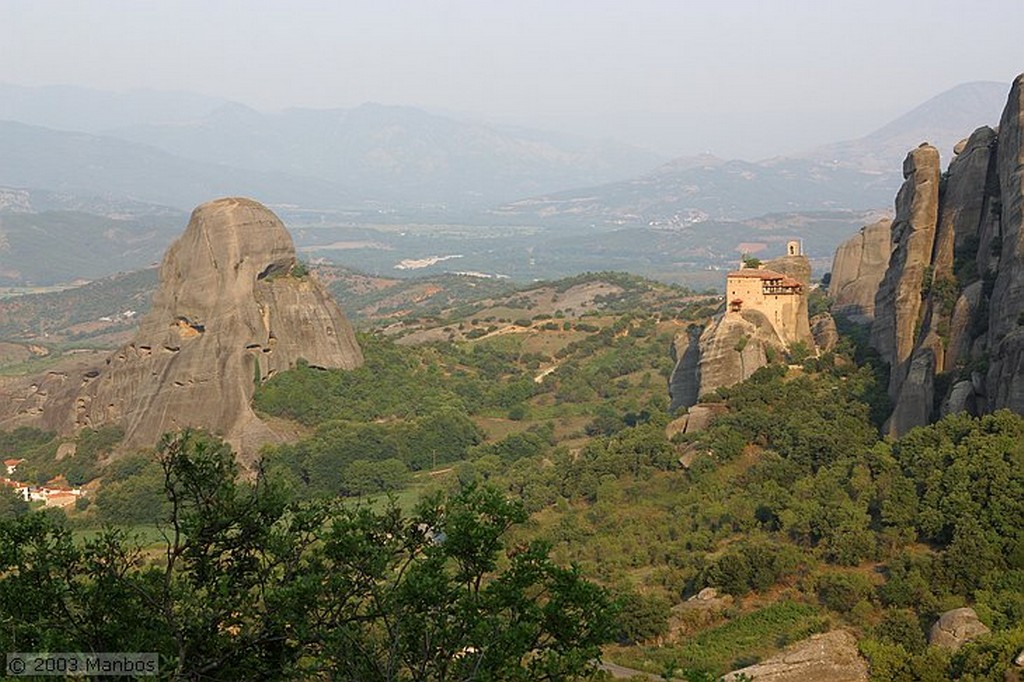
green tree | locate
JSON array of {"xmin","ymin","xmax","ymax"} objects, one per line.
[
  {"xmin": 0, "ymin": 430, "xmax": 616, "ymax": 680},
  {"xmin": 94, "ymin": 456, "xmax": 166, "ymax": 525},
  {"xmin": 874, "ymin": 609, "xmax": 926, "ymax": 655},
  {"xmin": 615, "ymin": 590, "xmax": 671, "ymax": 644},
  {"xmin": 0, "ymin": 487, "xmax": 28, "ymax": 520}
]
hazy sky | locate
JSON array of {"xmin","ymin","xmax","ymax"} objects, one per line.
[{"xmin": 3, "ymin": 0, "xmax": 1023, "ymax": 158}]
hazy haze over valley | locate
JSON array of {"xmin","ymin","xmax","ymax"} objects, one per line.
[{"xmin": 1, "ymin": 1, "xmax": 1022, "ymax": 289}]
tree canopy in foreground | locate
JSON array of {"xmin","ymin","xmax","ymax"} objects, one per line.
[{"xmin": 0, "ymin": 430, "xmax": 615, "ymax": 681}]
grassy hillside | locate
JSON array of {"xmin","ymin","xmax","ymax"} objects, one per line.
[
  {"xmin": 0, "ymin": 268, "xmax": 156, "ymax": 342},
  {"xmin": 0, "ymin": 209, "xmax": 179, "ymax": 286}
]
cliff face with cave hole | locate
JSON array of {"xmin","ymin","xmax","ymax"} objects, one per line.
[
  {"xmin": 828, "ymin": 74, "xmax": 1024, "ymax": 435},
  {"xmin": 0, "ymin": 197, "xmax": 362, "ymax": 455}
]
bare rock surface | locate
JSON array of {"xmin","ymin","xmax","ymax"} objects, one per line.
[
  {"xmin": 669, "ymin": 327, "xmax": 702, "ymax": 411},
  {"xmin": 810, "ymin": 313, "xmax": 839, "ymax": 351},
  {"xmin": 0, "ymin": 198, "xmax": 363, "ymax": 457},
  {"xmin": 945, "ymin": 281, "xmax": 983, "ymax": 373},
  {"xmin": 675, "ymin": 311, "xmax": 782, "ymax": 407},
  {"xmin": 887, "ymin": 345, "xmax": 936, "ymax": 435},
  {"xmin": 828, "ymin": 219, "xmax": 893, "ymax": 324},
  {"xmin": 871, "ymin": 144, "xmax": 941, "ymax": 399},
  {"xmin": 682, "ymin": 403, "xmax": 728, "ymax": 434},
  {"xmin": 942, "ymin": 379, "xmax": 978, "ymax": 417},
  {"xmin": 988, "ymin": 75, "xmax": 1024, "ymax": 412},
  {"xmin": 938, "ymin": 127, "xmax": 997, "ymax": 276},
  {"xmin": 929, "ymin": 607, "xmax": 991, "ymax": 650},
  {"xmin": 722, "ymin": 630, "xmax": 868, "ymax": 682}
]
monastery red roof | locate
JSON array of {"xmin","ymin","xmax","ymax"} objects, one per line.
[{"xmin": 726, "ymin": 269, "xmax": 802, "ymax": 288}]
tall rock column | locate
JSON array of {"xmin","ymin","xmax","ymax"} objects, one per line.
[
  {"xmin": 889, "ymin": 129, "xmax": 1000, "ymax": 433},
  {"xmin": 937, "ymin": 127, "xmax": 998, "ymax": 371},
  {"xmin": 871, "ymin": 144, "xmax": 941, "ymax": 401},
  {"xmin": 75, "ymin": 197, "xmax": 364, "ymax": 456},
  {"xmin": 987, "ymin": 75, "xmax": 1024, "ymax": 411}
]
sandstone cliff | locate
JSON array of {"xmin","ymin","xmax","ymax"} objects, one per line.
[
  {"xmin": 870, "ymin": 143, "xmax": 941, "ymax": 402},
  {"xmin": 986, "ymin": 75, "xmax": 1024, "ymax": 412},
  {"xmin": 669, "ymin": 311, "xmax": 775, "ymax": 410},
  {"xmin": 828, "ymin": 219, "xmax": 892, "ymax": 324},
  {"xmin": 0, "ymin": 198, "xmax": 363, "ymax": 456},
  {"xmin": 830, "ymin": 74, "xmax": 1024, "ymax": 435}
]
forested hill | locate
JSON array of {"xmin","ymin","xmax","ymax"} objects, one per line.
[{"xmin": 1, "ymin": 269, "xmax": 1023, "ymax": 679}]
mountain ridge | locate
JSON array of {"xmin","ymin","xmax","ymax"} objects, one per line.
[
  {"xmin": 493, "ymin": 81, "xmax": 1009, "ymax": 226},
  {"xmin": 0, "ymin": 120, "xmax": 356, "ymax": 210}
]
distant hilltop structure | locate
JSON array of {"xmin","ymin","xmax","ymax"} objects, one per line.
[
  {"xmin": 726, "ymin": 240, "xmax": 807, "ymax": 346},
  {"xmin": 669, "ymin": 240, "xmax": 819, "ymax": 411}
]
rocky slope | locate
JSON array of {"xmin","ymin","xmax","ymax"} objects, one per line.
[
  {"xmin": 829, "ymin": 74, "xmax": 1024, "ymax": 435},
  {"xmin": 723, "ymin": 630, "xmax": 868, "ymax": 682},
  {"xmin": 0, "ymin": 198, "xmax": 363, "ymax": 456}
]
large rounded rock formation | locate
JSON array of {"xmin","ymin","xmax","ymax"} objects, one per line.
[{"xmin": 1, "ymin": 198, "xmax": 363, "ymax": 456}]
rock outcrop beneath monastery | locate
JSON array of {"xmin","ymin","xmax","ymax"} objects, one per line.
[
  {"xmin": 811, "ymin": 313, "xmax": 839, "ymax": 351},
  {"xmin": 828, "ymin": 219, "xmax": 892, "ymax": 324},
  {"xmin": 670, "ymin": 308, "xmax": 783, "ymax": 410},
  {"xmin": 668, "ymin": 327, "xmax": 702, "ymax": 411},
  {"xmin": 0, "ymin": 198, "xmax": 363, "ymax": 456},
  {"xmin": 828, "ymin": 74, "xmax": 1024, "ymax": 435},
  {"xmin": 722, "ymin": 630, "xmax": 869, "ymax": 682}
]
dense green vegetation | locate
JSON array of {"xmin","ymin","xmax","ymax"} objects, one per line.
[
  {"xmin": 0, "ymin": 425, "xmax": 122, "ymax": 487},
  {"xmin": 4, "ymin": 272, "xmax": 1024, "ymax": 678},
  {"xmin": 0, "ymin": 431, "xmax": 614, "ymax": 680}
]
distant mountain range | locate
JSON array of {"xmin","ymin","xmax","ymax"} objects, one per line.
[
  {"xmin": 804, "ymin": 81, "xmax": 1008, "ymax": 171},
  {"xmin": 108, "ymin": 102, "xmax": 664, "ymax": 209},
  {"xmin": 0, "ymin": 83, "xmax": 227, "ymax": 133},
  {"xmin": 0, "ymin": 85, "xmax": 662, "ymax": 211},
  {"xmin": 0, "ymin": 121, "xmax": 353, "ymax": 211},
  {"xmin": 0, "ymin": 81, "xmax": 1009, "ymax": 219},
  {"xmin": 0, "ymin": 80, "xmax": 1012, "ymax": 287},
  {"xmin": 492, "ymin": 81, "xmax": 1010, "ymax": 226}
]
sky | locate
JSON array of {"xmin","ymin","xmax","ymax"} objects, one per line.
[{"xmin": 3, "ymin": 0, "xmax": 1023, "ymax": 159}]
